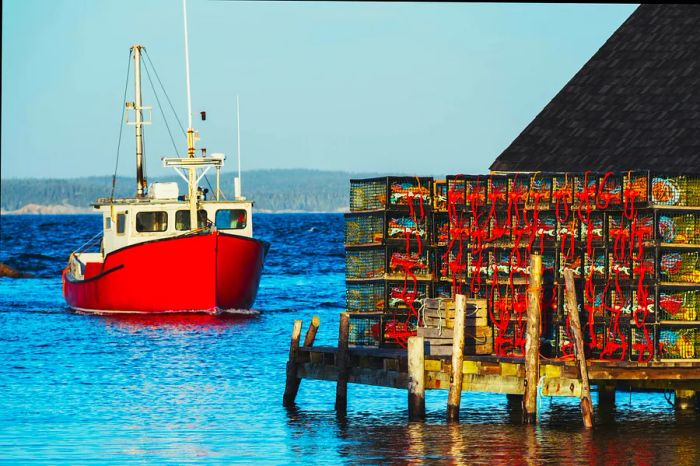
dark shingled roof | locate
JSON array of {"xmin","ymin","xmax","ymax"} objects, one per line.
[{"xmin": 490, "ymin": 4, "xmax": 700, "ymax": 174}]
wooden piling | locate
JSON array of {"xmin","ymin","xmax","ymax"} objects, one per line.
[
  {"xmin": 283, "ymin": 317, "xmax": 320, "ymax": 407},
  {"xmin": 674, "ymin": 389, "xmax": 697, "ymax": 410},
  {"xmin": 303, "ymin": 315, "xmax": 321, "ymax": 347},
  {"xmin": 447, "ymin": 293, "xmax": 467, "ymax": 422},
  {"xmin": 335, "ymin": 312, "xmax": 350, "ymax": 416},
  {"xmin": 408, "ymin": 335, "xmax": 426, "ymax": 421},
  {"xmin": 282, "ymin": 319, "xmax": 303, "ymax": 407},
  {"xmin": 523, "ymin": 252, "xmax": 542, "ymax": 424},
  {"xmin": 564, "ymin": 269, "xmax": 594, "ymax": 428}
]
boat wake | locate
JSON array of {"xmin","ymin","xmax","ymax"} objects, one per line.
[{"xmin": 216, "ymin": 308, "xmax": 261, "ymax": 316}]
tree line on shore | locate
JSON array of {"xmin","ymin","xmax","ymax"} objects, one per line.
[{"xmin": 1, "ymin": 169, "xmax": 384, "ymax": 212}]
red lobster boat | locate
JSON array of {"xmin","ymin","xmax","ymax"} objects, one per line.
[{"xmin": 63, "ymin": 18, "xmax": 268, "ymax": 314}]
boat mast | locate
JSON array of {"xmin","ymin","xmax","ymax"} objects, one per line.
[
  {"xmin": 183, "ymin": 0, "xmax": 198, "ymax": 229},
  {"xmin": 235, "ymin": 95, "xmax": 242, "ymax": 199},
  {"xmin": 131, "ymin": 44, "xmax": 147, "ymax": 197}
]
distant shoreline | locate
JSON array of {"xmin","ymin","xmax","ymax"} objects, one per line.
[
  {"xmin": 0, "ymin": 204, "xmax": 348, "ymax": 215},
  {"xmin": 0, "ymin": 204, "xmax": 96, "ymax": 215}
]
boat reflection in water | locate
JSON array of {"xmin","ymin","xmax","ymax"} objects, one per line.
[{"xmin": 96, "ymin": 309, "xmax": 259, "ymax": 331}]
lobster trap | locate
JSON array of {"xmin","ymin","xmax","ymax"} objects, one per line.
[
  {"xmin": 346, "ymin": 280, "xmax": 386, "ymax": 312},
  {"xmin": 507, "ymin": 174, "xmax": 530, "ymax": 208},
  {"xmin": 580, "ymin": 211, "xmax": 606, "ymax": 247},
  {"xmin": 386, "ymin": 280, "xmax": 431, "ymax": 311},
  {"xmin": 445, "ymin": 175, "xmax": 488, "ymax": 210},
  {"xmin": 551, "ymin": 174, "xmax": 575, "ymax": 211},
  {"xmin": 346, "ymin": 247, "xmax": 386, "ymax": 280},
  {"xmin": 623, "ymin": 171, "xmax": 651, "ymax": 207},
  {"xmin": 573, "ymin": 173, "xmax": 598, "ymax": 209},
  {"xmin": 344, "ymin": 212, "xmax": 385, "ymax": 246},
  {"xmin": 659, "ymin": 250, "xmax": 700, "ymax": 284},
  {"xmin": 658, "ymin": 326, "xmax": 699, "ymax": 361},
  {"xmin": 433, "ymin": 180, "xmax": 448, "ymax": 211},
  {"xmin": 630, "ymin": 323, "xmax": 656, "ymax": 362},
  {"xmin": 348, "ymin": 312, "xmax": 383, "ymax": 347},
  {"xmin": 657, "ymin": 211, "xmax": 699, "ymax": 245},
  {"xmin": 584, "ymin": 247, "xmax": 607, "ymax": 281},
  {"xmin": 658, "ymin": 288, "xmax": 700, "ymax": 322},
  {"xmin": 387, "ymin": 244, "xmax": 434, "ymax": 281},
  {"xmin": 527, "ymin": 174, "xmax": 553, "ymax": 209},
  {"xmin": 350, "ymin": 176, "xmax": 433, "ymax": 212},
  {"xmin": 435, "ymin": 246, "xmax": 471, "ymax": 283},
  {"xmin": 555, "ymin": 321, "xmax": 606, "ymax": 359},
  {"xmin": 488, "ymin": 175, "xmax": 509, "ymax": 209},
  {"xmin": 432, "ymin": 212, "xmax": 450, "ymax": 246},
  {"xmin": 597, "ymin": 173, "xmax": 624, "ymax": 209},
  {"xmin": 493, "ymin": 320, "xmax": 527, "ymax": 357},
  {"xmin": 608, "ymin": 286, "xmax": 656, "ymax": 324}
]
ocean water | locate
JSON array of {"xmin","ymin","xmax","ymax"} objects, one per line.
[{"xmin": 0, "ymin": 214, "xmax": 698, "ymax": 464}]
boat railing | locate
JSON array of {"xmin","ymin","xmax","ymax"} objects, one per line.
[{"xmin": 71, "ymin": 231, "xmax": 104, "ymax": 257}]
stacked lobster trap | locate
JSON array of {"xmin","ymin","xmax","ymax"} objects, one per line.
[
  {"xmin": 345, "ymin": 172, "xmax": 700, "ymax": 362},
  {"xmin": 345, "ymin": 177, "xmax": 434, "ymax": 347}
]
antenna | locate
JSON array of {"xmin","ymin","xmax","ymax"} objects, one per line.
[
  {"xmin": 235, "ymin": 95, "xmax": 242, "ymax": 199},
  {"xmin": 183, "ymin": 0, "xmax": 193, "ymax": 131}
]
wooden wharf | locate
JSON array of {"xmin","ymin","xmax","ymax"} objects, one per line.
[
  {"xmin": 283, "ymin": 256, "xmax": 700, "ymax": 426},
  {"xmin": 284, "ymin": 335, "xmax": 700, "ymax": 425}
]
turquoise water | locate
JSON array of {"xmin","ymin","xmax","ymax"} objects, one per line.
[{"xmin": 0, "ymin": 214, "xmax": 698, "ymax": 464}]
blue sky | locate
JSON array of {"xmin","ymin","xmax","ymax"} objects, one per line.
[{"xmin": 1, "ymin": 1, "xmax": 637, "ymax": 179}]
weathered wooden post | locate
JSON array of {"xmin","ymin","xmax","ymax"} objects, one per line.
[
  {"xmin": 282, "ymin": 319, "xmax": 303, "ymax": 407},
  {"xmin": 523, "ymin": 252, "xmax": 542, "ymax": 424},
  {"xmin": 304, "ymin": 315, "xmax": 321, "ymax": 347},
  {"xmin": 335, "ymin": 312, "xmax": 350, "ymax": 416},
  {"xmin": 408, "ymin": 335, "xmax": 426, "ymax": 421},
  {"xmin": 447, "ymin": 294, "xmax": 467, "ymax": 422},
  {"xmin": 564, "ymin": 269, "xmax": 594, "ymax": 428},
  {"xmin": 282, "ymin": 316, "xmax": 320, "ymax": 407}
]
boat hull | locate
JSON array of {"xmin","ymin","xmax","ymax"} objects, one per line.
[{"xmin": 63, "ymin": 231, "xmax": 269, "ymax": 314}]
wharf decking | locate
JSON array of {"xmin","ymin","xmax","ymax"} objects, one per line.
[
  {"xmin": 283, "ymin": 264, "xmax": 699, "ymax": 425},
  {"xmin": 296, "ymin": 345, "xmax": 700, "ymax": 396}
]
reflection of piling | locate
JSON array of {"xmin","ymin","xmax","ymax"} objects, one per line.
[
  {"xmin": 674, "ymin": 389, "xmax": 697, "ymax": 410},
  {"xmin": 335, "ymin": 312, "xmax": 350, "ymax": 416},
  {"xmin": 524, "ymin": 253, "xmax": 542, "ymax": 424},
  {"xmin": 408, "ymin": 336, "xmax": 426, "ymax": 421},
  {"xmin": 598, "ymin": 384, "xmax": 616, "ymax": 410},
  {"xmin": 564, "ymin": 269, "xmax": 594, "ymax": 428},
  {"xmin": 447, "ymin": 294, "xmax": 467, "ymax": 422}
]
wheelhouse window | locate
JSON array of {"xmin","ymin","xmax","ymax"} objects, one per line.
[
  {"xmin": 116, "ymin": 213, "xmax": 126, "ymax": 234},
  {"xmin": 215, "ymin": 209, "xmax": 247, "ymax": 230},
  {"xmin": 105, "ymin": 217, "xmax": 112, "ymax": 230},
  {"xmin": 136, "ymin": 211, "xmax": 168, "ymax": 232},
  {"xmin": 175, "ymin": 210, "xmax": 208, "ymax": 231}
]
